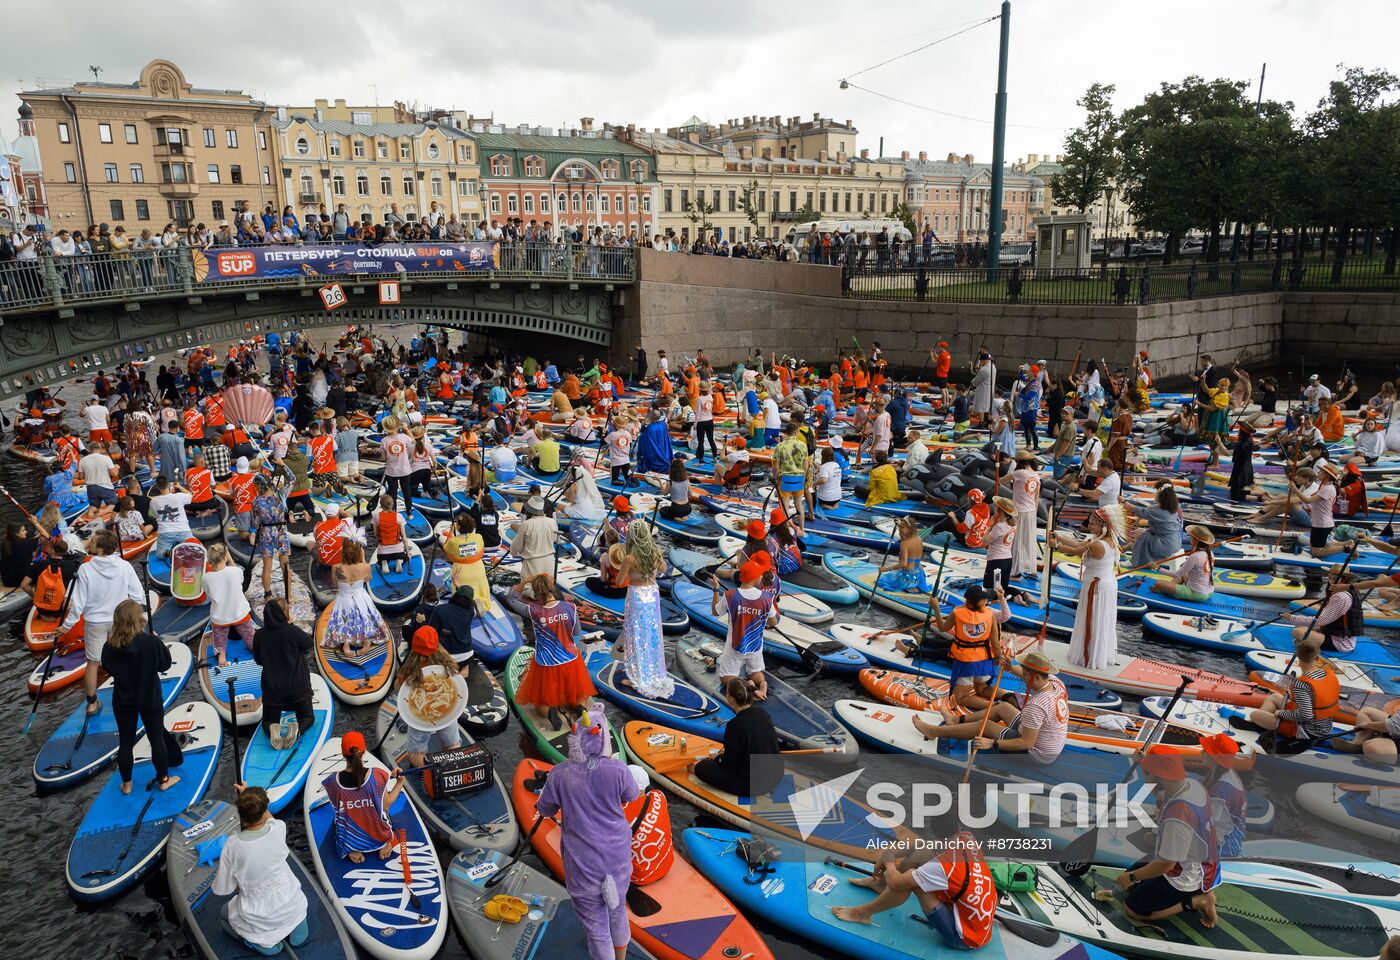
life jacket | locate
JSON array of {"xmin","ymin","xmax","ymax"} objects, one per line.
[
  {"xmin": 33, "ymin": 561, "xmax": 67, "ymax": 615},
  {"xmin": 204, "ymin": 395, "xmax": 225, "ymax": 427},
  {"xmin": 377, "ymin": 512, "xmax": 402, "ymax": 548},
  {"xmin": 308, "ymin": 435, "xmax": 336, "ymax": 475},
  {"xmin": 931, "ymin": 833, "xmax": 998, "ymax": 950},
  {"xmin": 623, "ymin": 788, "xmax": 675, "ymax": 886},
  {"xmin": 1160, "ymin": 783, "xmax": 1222, "ymax": 892},
  {"xmin": 182, "ymin": 408, "xmax": 204, "ymax": 441},
  {"xmin": 957, "ymin": 502, "xmax": 992, "ymax": 549},
  {"xmin": 55, "ymin": 437, "xmax": 80, "ymax": 470},
  {"xmin": 1341, "ymin": 477, "xmax": 1368, "ymax": 517},
  {"xmin": 1279, "ymin": 664, "xmax": 1341, "ymax": 739},
  {"xmin": 314, "ymin": 517, "xmax": 347, "ymax": 566},
  {"xmin": 187, "ymin": 466, "xmax": 214, "ymax": 504},
  {"xmin": 949, "ymin": 605, "xmax": 996, "ymax": 663},
  {"xmin": 230, "ymin": 473, "xmax": 257, "ymax": 514}
]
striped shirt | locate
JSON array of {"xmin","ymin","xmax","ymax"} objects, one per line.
[
  {"xmin": 1275, "ymin": 668, "xmax": 1336, "ymax": 738},
  {"xmin": 985, "ymin": 520, "xmax": 1015, "ymax": 561},
  {"xmin": 1290, "ymin": 593, "xmax": 1355, "ymax": 653},
  {"xmin": 1010, "ymin": 676, "xmax": 1068, "ymax": 764}
]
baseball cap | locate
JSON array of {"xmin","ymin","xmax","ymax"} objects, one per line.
[{"xmin": 341, "ymin": 731, "xmax": 366, "ymax": 756}]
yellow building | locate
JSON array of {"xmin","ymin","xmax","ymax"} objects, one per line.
[
  {"xmin": 271, "ymin": 108, "xmax": 482, "ymax": 227},
  {"xmin": 19, "ymin": 59, "xmax": 278, "ymax": 231},
  {"xmin": 618, "ymin": 121, "xmax": 904, "ymax": 245}
]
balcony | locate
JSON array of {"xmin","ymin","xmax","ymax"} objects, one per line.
[
  {"xmin": 157, "ymin": 181, "xmax": 199, "ymax": 198},
  {"xmin": 153, "ymin": 142, "xmax": 190, "ymax": 159},
  {"xmin": 298, "ymin": 192, "xmax": 320, "ymax": 204}
]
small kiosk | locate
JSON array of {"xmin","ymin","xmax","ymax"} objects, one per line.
[{"xmin": 1033, "ymin": 213, "xmax": 1092, "ymax": 274}]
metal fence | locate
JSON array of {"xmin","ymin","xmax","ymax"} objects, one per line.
[
  {"xmin": 842, "ymin": 256, "xmax": 1400, "ymax": 305},
  {"xmin": 0, "ymin": 241, "xmax": 636, "ymax": 313}
]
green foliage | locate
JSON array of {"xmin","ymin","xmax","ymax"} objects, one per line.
[
  {"xmin": 685, "ymin": 194, "xmax": 716, "ymax": 231},
  {"xmin": 891, "ymin": 201, "xmax": 918, "ymax": 236},
  {"xmin": 794, "ymin": 201, "xmax": 820, "ymax": 224},
  {"xmin": 738, "ymin": 179, "xmax": 762, "ymax": 229},
  {"xmin": 1051, "ymin": 82, "xmax": 1120, "ymax": 214}
]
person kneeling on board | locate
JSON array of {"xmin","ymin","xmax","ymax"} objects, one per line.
[
  {"xmin": 214, "ymin": 785, "xmax": 310, "ymax": 955},
  {"xmin": 1245, "ymin": 635, "xmax": 1340, "ymax": 752},
  {"xmin": 691, "ymin": 677, "xmax": 782, "ymax": 797},
  {"xmin": 910, "ymin": 650, "xmax": 1068, "ymax": 766},
  {"xmin": 252, "ymin": 598, "xmax": 314, "ymax": 750},
  {"xmin": 321, "ymin": 731, "xmax": 405, "ymax": 864},
  {"xmin": 1115, "ymin": 745, "xmax": 1220, "ymax": 929},
  {"xmin": 898, "ymin": 584, "xmax": 1010, "ymax": 714},
  {"xmin": 830, "ymin": 831, "xmax": 997, "ymax": 950},
  {"xmin": 710, "ymin": 558, "xmax": 779, "ymax": 702}
]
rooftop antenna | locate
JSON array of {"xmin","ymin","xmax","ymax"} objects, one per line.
[{"xmin": 87, "ymin": 65, "xmax": 102, "ymax": 83}]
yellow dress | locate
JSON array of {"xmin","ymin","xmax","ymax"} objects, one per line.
[{"xmin": 443, "ymin": 532, "xmax": 495, "ymax": 614}]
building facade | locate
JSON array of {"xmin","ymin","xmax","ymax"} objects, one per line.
[
  {"xmin": 898, "ymin": 152, "xmax": 1043, "ymax": 244},
  {"xmin": 470, "ymin": 120, "xmax": 657, "ymax": 236},
  {"xmin": 619, "ymin": 115, "xmax": 905, "ymax": 245},
  {"xmin": 1014, "ymin": 154, "xmax": 1141, "ymax": 241},
  {"xmin": 18, "ymin": 60, "xmax": 278, "ymax": 231},
  {"xmin": 270, "ymin": 110, "xmax": 482, "ymax": 226}
]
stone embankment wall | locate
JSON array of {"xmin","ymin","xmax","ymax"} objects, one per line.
[{"xmin": 612, "ymin": 249, "xmax": 1396, "ymax": 378}]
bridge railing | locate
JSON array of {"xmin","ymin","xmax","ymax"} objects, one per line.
[{"xmin": 0, "ymin": 241, "xmax": 636, "ymax": 313}]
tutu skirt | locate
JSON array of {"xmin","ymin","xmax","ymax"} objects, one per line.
[{"xmin": 515, "ymin": 656, "xmax": 596, "ymax": 709}]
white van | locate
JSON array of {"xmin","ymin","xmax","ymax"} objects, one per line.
[{"xmin": 791, "ymin": 218, "xmax": 913, "ymax": 251}]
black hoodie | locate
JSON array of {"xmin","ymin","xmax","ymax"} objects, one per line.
[
  {"xmin": 252, "ymin": 600, "xmax": 314, "ymax": 704},
  {"xmin": 100, "ymin": 630, "xmax": 171, "ymax": 712},
  {"xmin": 427, "ymin": 591, "xmax": 479, "ymax": 661}
]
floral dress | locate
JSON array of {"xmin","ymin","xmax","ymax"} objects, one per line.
[
  {"xmin": 124, "ymin": 411, "xmax": 156, "ymax": 461},
  {"xmin": 251, "ymin": 493, "xmax": 290, "ymax": 558},
  {"xmin": 324, "ymin": 575, "xmax": 390, "ymax": 648}
]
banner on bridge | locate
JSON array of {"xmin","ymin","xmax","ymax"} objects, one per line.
[{"xmin": 191, "ymin": 242, "xmax": 499, "ymax": 282}]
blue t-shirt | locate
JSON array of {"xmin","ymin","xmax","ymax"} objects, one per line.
[{"xmin": 265, "ymin": 332, "xmax": 281, "ymax": 352}]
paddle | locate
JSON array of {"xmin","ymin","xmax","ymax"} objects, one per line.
[
  {"xmin": 396, "ymin": 827, "xmax": 428, "ymax": 918},
  {"xmin": 862, "ymin": 517, "xmax": 902, "ymax": 616},
  {"xmin": 1115, "ymin": 533, "xmax": 1248, "ymax": 579},
  {"xmin": 22, "ymin": 584, "xmax": 78, "ymax": 734},
  {"xmin": 908, "ymin": 539, "xmax": 953, "ymax": 678},
  {"xmin": 81, "ymin": 777, "xmax": 159, "ymax": 878},
  {"xmin": 1058, "ymin": 672, "xmax": 1192, "ymax": 869},
  {"xmin": 226, "ymin": 678, "xmax": 244, "ymax": 783}
]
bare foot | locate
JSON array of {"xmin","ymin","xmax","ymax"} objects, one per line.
[
  {"xmin": 1192, "ymin": 891, "xmax": 1218, "ymax": 928},
  {"xmin": 348, "ymin": 851, "xmax": 365, "ymax": 864},
  {"xmin": 912, "ymin": 716, "xmax": 941, "ymax": 739},
  {"xmin": 831, "ymin": 906, "xmax": 872, "ymax": 924},
  {"xmin": 120, "ymin": 781, "xmax": 132, "ymax": 796},
  {"xmin": 157, "ymin": 775, "xmax": 181, "ymax": 791},
  {"xmin": 217, "ymin": 655, "xmax": 228, "ymax": 668},
  {"xmin": 379, "ymin": 841, "xmax": 396, "ymax": 860}
]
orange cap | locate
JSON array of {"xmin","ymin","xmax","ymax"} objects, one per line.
[
  {"xmin": 1141, "ymin": 744, "xmax": 1187, "ymax": 780},
  {"xmin": 341, "ymin": 731, "xmax": 366, "ymax": 756},
  {"xmin": 411, "ymin": 626, "xmax": 439, "ymax": 657},
  {"xmin": 1199, "ymin": 732, "xmax": 1239, "ymax": 768},
  {"xmin": 770, "ymin": 508, "xmax": 788, "ymax": 526},
  {"xmin": 746, "ymin": 519, "xmax": 767, "ymax": 540},
  {"xmin": 738, "ymin": 559, "xmax": 766, "ymax": 584},
  {"xmin": 612, "ymin": 495, "xmax": 632, "ymax": 513}
]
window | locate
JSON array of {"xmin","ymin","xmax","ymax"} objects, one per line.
[
  {"xmin": 211, "ymin": 200, "xmax": 225, "ymax": 221},
  {"xmin": 225, "ymin": 129, "xmax": 238, "ymax": 148},
  {"xmin": 845, "ymin": 192, "xmax": 852, "ymax": 212},
  {"xmin": 789, "ymin": 191, "xmax": 797, "ymax": 211},
  {"xmin": 489, "ymin": 155, "xmax": 511, "ymax": 176},
  {"xmin": 207, "ymin": 164, "xmax": 221, "ymax": 184},
  {"xmin": 63, "ymin": 162, "xmax": 76, "ymax": 182},
  {"xmin": 352, "ymin": 111, "xmax": 372, "ymax": 126},
  {"xmin": 161, "ymin": 162, "xmax": 189, "ymax": 183},
  {"xmin": 258, "ymin": 131, "xmax": 267, "ymax": 150},
  {"xmin": 599, "ymin": 194, "xmax": 609, "ymax": 214},
  {"xmin": 431, "ymin": 176, "xmax": 442, "ymax": 198},
  {"xmin": 359, "ymin": 205, "xmax": 373, "ymax": 224},
  {"xmin": 103, "ymin": 163, "xmax": 118, "ymax": 183},
  {"xmin": 856, "ymin": 193, "xmax": 863, "ymax": 212},
  {"xmin": 399, "ymin": 141, "xmax": 410, "ymax": 161},
  {"xmin": 262, "ymin": 166, "xmax": 271, "ymax": 185},
  {"xmin": 458, "ymin": 179, "xmax": 478, "ymax": 197},
  {"xmin": 58, "ymin": 122, "xmax": 71, "ymax": 143},
  {"xmin": 680, "ymin": 189, "xmax": 689, "ymax": 211},
  {"xmin": 556, "ymin": 192, "xmax": 566, "ymax": 212},
  {"xmin": 354, "ymin": 140, "xmax": 366, "ymax": 159},
  {"xmin": 523, "ymin": 156, "xmax": 544, "ymax": 177},
  {"xmin": 357, "ymin": 172, "xmax": 370, "ymax": 196},
  {"xmin": 380, "ymin": 174, "xmax": 392, "ymax": 195},
  {"xmin": 333, "ymin": 173, "xmax": 346, "ymax": 195},
  {"xmin": 129, "ymin": 163, "xmax": 144, "ymax": 183},
  {"xmin": 818, "ymin": 191, "xmax": 826, "ymax": 211},
  {"xmin": 728, "ymin": 190, "xmax": 737, "ymax": 212},
  {"xmin": 98, "ymin": 123, "xmax": 113, "ymax": 143},
  {"xmin": 205, "ymin": 128, "xmax": 217, "ymax": 148},
  {"xmin": 628, "ymin": 195, "xmax": 637, "ymax": 214},
  {"xmin": 135, "ymin": 199, "xmax": 149, "ymax": 220},
  {"xmin": 329, "ymin": 139, "xmax": 341, "ymax": 158},
  {"xmin": 868, "ymin": 191, "xmax": 875, "ymax": 211},
  {"xmin": 585, "ymin": 194, "xmax": 595, "ymax": 213},
  {"xmin": 523, "ymin": 194, "xmax": 534, "ymax": 214},
  {"xmin": 758, "ymin": 191, "xmax": 766, "ymax": 212},
  {"xmin": 402, "ymin": 175, "xmax": 415, "ymax": 196},
  {"xmin": 489, "ymin": 194, "xmax": 501, "ymax": 214},
  {"xmin": 571, "ymin": 193, "xmax": 581, "ymax": 213},
  {"xmin": 771, "ymin": 191, "xmax": 779, "ymax": 212},
  {"xmin": 507, "ymin": 194, "xmax": 518, "ymax": 214},
  {"xmin": 109, "ymin": 199, "xmax": 124, "ymax": 220},
  {"xmin": 805, "ymin": 191, "xmax": 813, "ymax": 210},
  {"xmin": 630, "ymin": 159, "xmax": 648, "ymax": 181},
  {"xmin": 230, "ymin": 165, "xmax": 242, "ymax": 184},
  {"xmin": 663, "ymin": 190, "xmax": 673, "ymax": 213},
  {"xmin": 295, "ymin": 137, "xmax": 310, "ymax": 156},
  {"xmin": 539, "ymin": 193, "xmax": 549, "ymax": 213},
  {"xmin": 124, "ymin": 123, "xmax": 138, "ymax": 144},
  {"xmin": 300, "ymin": 174, "xmax": 314, "ymax": 197},
  {"xmin": 426, "ymin": 141, "xmax": 439, "ymax": 160},
  {"xmin": 169, "ymin": 200, "xmax": 194, "ymax": 224},
  {"xmin": 880, "ymin": 192, "xmax": 888, "ymax": 213},
  {"xmin": 642, "ymin": 195, "xmax": 651, "ymax": 213},
  {"xmin": 712, "ymin": 190, "xmax": 720, "ymax": 210},
  {"xmin": 376, "ymin": 141, "xmax": 387, "ymax": 159},
  {"xmin": 167, "ymin": 128, "xmax": 184, "ymax": 148}
]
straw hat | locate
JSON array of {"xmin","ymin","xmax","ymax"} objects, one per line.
[
  {"xmin": 1019, "ymin": 651, "xmax": 1058, "ymax": 675},
  {"xmin": 993, "ymin": 496, "xmax": 1017, "ymax": 516},
  {"xmin": 1013, "ymin": 448, "xmax": 1041, "ymax": 463},
  {"xmin": 317, "ymin": 407, "xmax": 335, "ymax": 420},
  {"xmin": 1319, "ymin": 461, "xmax": 1342, "ymax": 479},
  {"xmin": 1185, "ymin": 524, "xmax": 1216, "ymax": 545}
]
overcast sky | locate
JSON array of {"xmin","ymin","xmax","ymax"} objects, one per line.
[{"xmin": 5, "ymin": 1, "xmax": 1397, "ymax": 163}]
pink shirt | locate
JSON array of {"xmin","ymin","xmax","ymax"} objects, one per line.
[
  {"xmin": 985, "ymin": 520, "xmax": 1016, "ymax": 561},
  {"xmin": 407, "ymin": 436, "xmax": 436, "ymax": 471},
  {"xmin": 1310, "ymin": 484, "xmax": 1336, "ymax": 529},
  {"xmin": 605, "ymin": 430, "xmax": 632, "ymax": 467},
  {"xmin": 380, "ymin": 433, "xmax": 412, "ymax": 478},
  {"xmin": 1010, "ymin": 468, "xmax": 1041, "ymax": 512},
  {"xmin": 1016, "ymin": 676, "xmax": 1068, "ymax": 764},
  {"xmin": 871, "ymin": 412, "xmax": 892, "ymax": 448}
]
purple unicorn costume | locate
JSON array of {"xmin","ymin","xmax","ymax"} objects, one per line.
[{"xmin": 535, "ymin": 703, "xmax": 642, "ymax": 960}]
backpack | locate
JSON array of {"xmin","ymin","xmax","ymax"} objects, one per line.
[
  {"xmin": 34, "ymin": 561, "xmax": 67, "ymax": 615},
  {"xmin": 624, "ymin": 788, "xmax": 675, "ymax": 885}
]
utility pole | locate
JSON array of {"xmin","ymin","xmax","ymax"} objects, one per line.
[
  {"xmin": 1257, "ymin": 63, "xmax": 1267, "ymax": 106},
  {"xmin": 986, "ymin": 1, "xmax": 1011, "ymax": 277}
]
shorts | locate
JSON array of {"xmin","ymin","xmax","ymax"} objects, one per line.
[
  {"xmin": 764, "ymin": 428, "xmax": 781, "ymax": 445},
  {"xmin": 924, "ymin": 902, "xmax": 977, "ymax": 951},
  {"xmin": 1311, "ymin": 526, "xmax": 1332, "ymax": 550},
  {"xmin": 779, "ymin": 474, "xmax": 805, "ymax": 492},
  {"xmin": 337, "ymin": 460, "xmax": 360, "ymax": 478},
  {"xmin": 949, "ymin": 658, "xmax": 995, "ymax": 686},
  {"xmin": 1364, "ymin": 455, "xmax": 1380, "ymax": 467},
  {"xmin": 1170, "ymin": 584, "xmax": 1214, "ymax": 603},
  {"xmin": 233, "ymin": 511, "xmax": 252, "ymax": 533},
  {"xmin": 88, "ymin": 429, "xmax": 113, "ymax": 445},
  {"xmin": 87, "ymin": 485, "xmax": 117, "ymax": 507},
  {"xmin": 932, "ymin": 377, "xmax": 949, "ymax": 389},
  {"xmin": 404, "ymin": 725, "xmax": 462, "ymax": 756},
  {"xmin": 1125, "ymin": 875, "xmax": 1200, "ymax": 916},
  {"xmin": 84, "ymin": 619, "xmax": 112, "ymax": 663},
  {"xmin": 716, "ymin": 647, "xmax": 766, "ymax": 679},
  {"xmin": 287, "ymin": 492, "xmax": 315, "ymax": 513}
]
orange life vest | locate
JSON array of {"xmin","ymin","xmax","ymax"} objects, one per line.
[
  {"xmin": 1280, "ymin": 666, "xmax": 1341, "ymax": 739},
  {"xmin": 377, "ymin": 512, "xmax": 402, "ymax": 547},
  {"xmin": 931, "ymin": 835, "xmax": 998, "ymax": 949},
  {"xmin": 182, "ymin": 409, "xmax": 204, "ymax": 441},
  {"xmin": 623, "ymin": 789, "xmax": 675, "ymax": 886},
  {"xmin": 204, "ymin": 395, "xmax": 225, "ymax": 427},
  {"xmin": 948, "ymin": 605, "xmax": 996, "ymax": 663},
  {"xmin": 958, "ymin": 502, "xmax": 992, "ymax": 549},
  {"xmin": 230, "ymin": 473, "xmax": 257, "ymax": 513},
  {"xmin": 187, "ymin": 466, "xmax": 213, "ymax": 504},
  {"xmin": 309, "ymin": 435, "xmax": 336, "ymax": 475}
]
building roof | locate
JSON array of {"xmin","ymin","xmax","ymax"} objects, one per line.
[
  {"xmin": 886, "ymin": 157, "xmax": 1043, "ymax": 185},
  {"xmin": 470, "ymin": 131, "xmax": 649, "ymax": 156},
  {"xmin": 273, "ymin": 117, "xmax": 463, "ymax": 139},
  {"xmin": 627, "ymin": 129, "xmax": 720, "ymax": 157},
  {"xmin": 12, "ymin": 134, "xmax": 41, "ymax": 172}
]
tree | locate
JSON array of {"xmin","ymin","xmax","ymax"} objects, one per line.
[
  {"xmin": 685, "ymin": 194, "xmax": 716, "ymax": 235},
  {"xmin": 1051, "ymin": 82, "xmax": 1120, "ymax": 218},
  {"xmin": 891, "ymin": 200, "xmax": 918, "ymax": 236},
  {"xmin": 739, "ymin": 179, "xmax": 763, "ymax": 231},
  {"xmin": 793, "ymin": 201, "xmax": 820, "ymax": 224}
]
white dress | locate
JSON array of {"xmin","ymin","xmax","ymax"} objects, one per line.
[
  {"xmin": 323, "ymin": 576, "xmax": 390, "ymax": 647},
  {"xmin": 1069, "ymin": 538, "xmax": 1120, "ymax": 670},
  {"xmin": 211, "ymin": 819, "xmax": 308, "ymax": 947}
]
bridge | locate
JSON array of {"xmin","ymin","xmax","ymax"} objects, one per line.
[{"xmin": 0, "ymin": 241, "xmax": 635, "ymax": 400}]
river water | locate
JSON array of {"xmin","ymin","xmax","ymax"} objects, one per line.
[{"xmin": 0, "ymin": 342, "xmax": 1357, "ymax": 960}]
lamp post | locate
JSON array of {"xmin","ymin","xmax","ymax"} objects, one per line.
[
  {"xmin": 1103, "ymin": 184, "xmax": 1115, "ymax": 261},
  {"xmin": 633, "ymin": 166, "xmax": 646, "ymax": 244}
]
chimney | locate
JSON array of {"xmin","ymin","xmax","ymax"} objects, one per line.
[
  {"xmin": 761, "ymin": 147, "xmax": 772, "ymax": 160},
  {"xmin": 845, "ymin": 119, "xmax": 852, "ymax": 128},
  {"xmin": 579, "ymin": 117, "xmax": 594, "ymax": 131},
  {"xmin": 687, "ymin": 132, "xmax": 700, "ymax": 144},
  {"xmin": 818, "ymin": 150, "xmax": 828, "ymax": 161},
  {"xmin": 813, "ymin": 112, "xmax": 820, "ymax": 121},
  {"xmin": 836, "ymin": 150, "xmax": 846, "ymax": 162},
  {"xmin": 1027, "ymin": 153, "xmax": 1038, "ymax": 164},
  {"xmin": 740, "ymin": 146, "xmax": 752, "ymax": 159},
  {"xmin": 918, "ymin": 151, "xmax": 927, "ymax": 162},
  {"xmin": 860, "ymin": 148, "xmax": 869, "ymax": 159},
  {"xmin": 900, "ymin": 150, "xmax": 910, "ymax": 161},
  {"xmin": 964, "ymin": 154, "xmax": 974, "ymax": 166},
  {"xmin": 1056, "ymin": 153, "xmax": 1065, "ymax": 162},
  {"xmin": 627, "ymin": 122, "xmax": 635, "ymax": 133},
  {"xmin": 947, "ymin": 153, "xmax": 960, "ymax": 163}
]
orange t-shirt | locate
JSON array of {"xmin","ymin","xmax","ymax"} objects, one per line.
[
  {"xmin": 309, "ymin": 435, "xmax": 336, "ymax": 475},
  {"xmin": 314, "ymin": 518, "xmax": 346, "ymax": 566},
  {"xmin": 187, "ymin": 467, "xmax": 213, "ymax": 504},
  {"xmin": 852, "ymin": 369, "xmax": 869, "ymax": 390},
  {"xmin": 182, "ymin": 409, "xmax": 204, "ymax": 441},
  {"xmin": 230, "ymin": 473, "xmax": 257, "ymax": 514},
  {"xmin": 204, "ymin": 395, "xmax": 225, "ymax": 428}
]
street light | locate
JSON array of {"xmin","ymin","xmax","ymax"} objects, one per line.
[{"xmin": 633, "ymin": 166, "xmax": 646, "ymax": 243}]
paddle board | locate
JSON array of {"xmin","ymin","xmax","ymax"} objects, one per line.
[
  {"xmin": 197, "ymin": 628, "xmax": 263, "ymax": 727},
  {"xmin": 240, "ymin": 673, "xmax": 335, "ymax": 814},
  {"xmin": 503, "ymin": 647, "xmax": 625, "ymax": 764},
  {"xmin": 314, "ymin": 602, "xmax": 396, "ymax": 706}
]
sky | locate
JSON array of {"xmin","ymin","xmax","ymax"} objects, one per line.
[{"xmin": 5, "ymin": 0, "xmax": 1397, "ymax": 164}]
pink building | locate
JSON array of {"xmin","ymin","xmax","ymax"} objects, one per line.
[{"xmin": 895, "ymin": 151, "xmax": 1044, "ymax": 243}]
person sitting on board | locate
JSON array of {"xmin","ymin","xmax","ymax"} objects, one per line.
[
  {"xmin": 1150, "ymin": 525, "xmax": 1216, "ymax": 603},
  {"xmin": 1199, "ymin": 733, "xmax": 1248, "ymax": 858},
  {"xmin": 1285, "ymin": 568, "xmax": 1363, "ymax": 655},
  {"xmin": 205, "ymin": 543, "xmax": 255, "ymax": 668},
  {"xmin": 396, "ymin": 626, "xmax": 465, "ymax": 769},
  {"xmin": 1071, "ymin": 459, "xmax": 1121, "ymax": 505},
  {"xmin": 214, "ymin": 785, "xmax": 310, "ymax": 956},
  {"xmin": 373, "ymin": 493, "xmax": 407, "ymax": 575},
  {"xmin": 830, "ymin": 831, "xmax": 998, "ymax": 950},
  {"xmin": 911, "ymin": 649, "xmax": 1068, "ymax": 765},
  {"xmin": 1246, "ymin": 635, "xmax": 1340, "ymax": 751},
  {"xmin": 713, "ymin": 435, "xmax": 751, "ymax": 489},
  {"xmin": 321, "ymin": 730, "xmax": 404, "ymax": 864},
  {"xmin": 690, "ymin": 676, "xmax": 782, "ymax": 798},
  {"xmin": 252, "ymin": 598, "xmax": 314, "ymax": 750},
  {"xmin": 877, "ymin": 516, "xmax": 931, "ymax": 593},
  {"xmin": 710, "ymin": 558, "xmax": 779, "ymax": 702},
  {"xmin": 1241, "ymin": 464, "xmax": 1315, "ymax": 528},
  {"xmin": 899, "ymin": 584, "xmax": 1010, "ymax": 714},
  {"xmin": 1115, "ymin": 744, "xmax": 1220, "ymax": 929},
  {"xmin": 951, "ymin": 488, "xmax": 993, "ymax": 550},
  {"xmin": 855, "ymin": 450, "xmax": 902, "ymax": 507}
]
